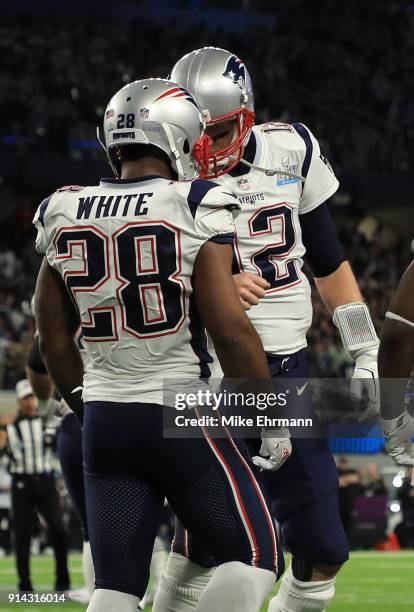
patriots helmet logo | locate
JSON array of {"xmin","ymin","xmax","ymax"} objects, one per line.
[
  {"xmin": 153, "ymin": 85, "xmax": 198, "ymax": 107},
  {"xmin": 222, "ymin": 56, "xmax": 246, "ymax": 90}
]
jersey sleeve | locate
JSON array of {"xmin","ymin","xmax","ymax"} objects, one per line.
[
  {"xmin": 292, "ymin": 123, "xmax": 339, "ymax": 215},
  {"xmin": 33, "ymin": 194, "xmax": 54, "ymax": 255},
  {"xmin": 187, "ymin": 179, "xmax": 239, "ymax": 244}
]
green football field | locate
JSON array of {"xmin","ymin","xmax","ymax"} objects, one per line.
[{"xmin": 0, "ymin": 551, "xmax": 413, "ymax": 611}]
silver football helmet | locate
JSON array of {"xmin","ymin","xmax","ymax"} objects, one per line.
[
  {"xmin": 98, "ymin": 78, "xmax": 210, "ymax": 180},
  {"xmin": 170, "ymin": 47, "xmax": 255, "ymax": 177}
]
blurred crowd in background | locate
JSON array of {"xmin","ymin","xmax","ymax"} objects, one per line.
[
  {"xmin": 1, "ymin": 1, "xmax": 414, "ymax": 174},
  {"xmin": 337, "ymin": 457, "xmax": 414, "ymax": 550},
  {"xmin": 0, "ymin": 0, "xmax": 413, "ymax": 386}
]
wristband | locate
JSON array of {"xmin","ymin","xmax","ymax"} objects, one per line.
[{"xmin": 333, "ymin": 302, "xmax": 378, "ymax": 353}]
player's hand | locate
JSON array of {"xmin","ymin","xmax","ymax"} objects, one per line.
[
  {"xmin": 350, "ymin": 347, "xmax": 379, "ymax": 422},
  {"xmin": 233, "ymin": 272, "xmax": 270, "ymax": 309},
  {"xmin": 252, "ymin": 428, "xmax": 292, "ymax": 471},
  {"xmin": 381, "ymin": 411, "xmax": 414, "ymax": 466}
]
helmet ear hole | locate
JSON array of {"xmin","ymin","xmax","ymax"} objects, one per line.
[{"xmin": 183, "ymin": 139, "xmax": 190, "ymax": 154}]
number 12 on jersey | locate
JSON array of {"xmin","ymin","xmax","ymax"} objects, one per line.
[{"xmin": 247, "ymin": 203, "xmax": 300, "ymax": 292}]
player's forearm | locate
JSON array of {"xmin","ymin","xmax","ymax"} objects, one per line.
[
  {"xmin": 378, "ymin": 320, "xmax": 414, "ymax": 419},
  {"xmin": 378, "ymin": 261, "xmax": 414, "ymax": 418},
  {"xmin": 40, "ymin": 340, "xmax": 84, "ymax": 417},
  {"xmin": 314, "ymin": 261, "xmax": 363, "ymax": 314},
  {"xmin": 26, "ymin": 369, "xmax": 54, "ymax": 401},
  {"xmin": 194, "ymin": 241, "xmax": 271, "ymax": 379},
  {"xmin": 213, "ymin": 321, "xmax": 270, "ymax": 379},
  {"xmin": 379, "ymin": 320, "xmax": 414, "ymax": 378},
  {"xmin": 35, "ymin": 259, "xmax": 83, "ymax": 416}
]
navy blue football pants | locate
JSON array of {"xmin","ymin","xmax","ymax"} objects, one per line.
[
  {"xmin": 82, "ymin": 401, "xmax": 280, "ymax": 598},
  {"xmin": 56, "ymin": 413, "xmax": 88, "ymax": 540}
]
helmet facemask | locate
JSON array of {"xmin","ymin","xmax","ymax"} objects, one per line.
[
  {"xmin": 193, "ymin": 133, "xmax": 213, "ymax": 179},
  {"xmin": 201, "ymin": 107, "xmax": 255, "ymax": 178}
]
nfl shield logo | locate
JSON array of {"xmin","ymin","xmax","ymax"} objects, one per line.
[
  {"xmin": 140, "ymin": 108, "xmax": 149, "ymax": 119},
  {"xmin": 237, "ymin": 178, "xmax": 250, "ymax": 191}
]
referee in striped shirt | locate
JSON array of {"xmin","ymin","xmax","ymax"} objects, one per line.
[{"xmin": 4, "ymin": 379, "xmax": 70, "ymax": 592}]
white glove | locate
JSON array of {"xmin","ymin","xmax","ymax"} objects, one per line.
[
  {"xmin": 381, "ymin": 411, "xmax": 414, "ymax": 466},
  {"xmin": 333, "ymin": 302, "xmax": 380, "ymax": 421},
  {"xmin": 252, "ymin": 429, "xmax": 292, "ymax": 471},
  {"xmin": 44, "ymin": 399, "xmax": 72, "ymax": 431},
  {"xmin": 350, "ymin": 346, "xmax": 380, "ymax": 421}
]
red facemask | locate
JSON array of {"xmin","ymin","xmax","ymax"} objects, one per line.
[
  {"xmin": 193, "ymin": 133, "xmax": 213, "ymax": 179},
  {"xmin": 197, "ymin": 107, "xmax": 255, "ymax": 179}
]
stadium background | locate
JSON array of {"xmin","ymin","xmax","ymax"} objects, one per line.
[{"xmin": 0, "ymin": 0, "xmax": 413, "ymax": 609}]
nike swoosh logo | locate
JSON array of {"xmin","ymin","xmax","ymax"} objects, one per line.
[{"xmin": 296, "ymin": 382, "xmax": 309, "ymax": 396}]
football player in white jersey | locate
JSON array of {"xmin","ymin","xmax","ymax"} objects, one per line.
[
  {"xmin": 150, "ymin": 48, "xmax": 381, "ymax": 612},
  {"xmin": 33, "ymin": 78, "xmax": 284, "ymax": 612},
  {"xmin": 379, "ymin": 257, "xmax": 414, "ymax": 466}
]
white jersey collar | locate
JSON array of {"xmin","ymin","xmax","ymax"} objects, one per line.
[{"xmin": 100, "ymin": 175, "xmax": 168, "ymax": 187}]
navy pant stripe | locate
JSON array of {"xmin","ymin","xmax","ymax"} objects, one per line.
[
  {"xmin": 203, "ymin": 433, "xmax": 260, "ymax": 568},
  {"xmin": 210, "ymin": 435, "xmax": 278, "ymax": 573},
  {"xmin": 225, "ymin": 434, "xmax": 278, "ymax": 572}
]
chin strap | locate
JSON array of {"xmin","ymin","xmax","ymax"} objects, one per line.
[
  {"xmin": 96, "ymin": 126, "xmax": 106, "ymax": 152},
  {"xmin": 229, "ymin": 155, "xmax": 306, "ymax": 181}
]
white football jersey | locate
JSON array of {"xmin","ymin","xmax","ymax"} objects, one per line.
[
  {"xmin": 33, "ymin": 176, "xmax": 238, "ymax": 404},
  {"xmin": 214, "ymin": 122, "xmax": 339, "ymax": 355}
]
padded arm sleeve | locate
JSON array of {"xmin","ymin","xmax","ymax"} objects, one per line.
[{"xmin": 300, "ymin": 201, "xmax": 346, "ymax": 277}]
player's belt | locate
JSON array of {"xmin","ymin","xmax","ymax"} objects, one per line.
[{"xmin": 265, "ymin": 351, "xmax": 301, "ymax": 374}]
